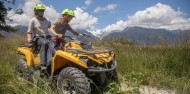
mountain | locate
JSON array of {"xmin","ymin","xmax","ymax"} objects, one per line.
[
  {"xmin": 103, "ymin": 26, "xmax": 190, "ymax": 45},
  {"xmin": 0, "ymin": 30, "xmax": 10, "ymax": 37},
  {"xmin": 65, "ymin": 29, "xmax": 100, "ymax": 41},
  {"xmin": 0, "ymin": 25, "xmax": 25, "ymax": 37},
  {"xmin": 98, "ymin": 30, "xmax": 120, "ymax": 39},
  {"xmin": 13, "ymin": 25, "xmax": 100, "ymax": 40},
  {"xmin": 4, "ymin": 25, "xmax": 190, "ymax": 45},
  {"xmin": 0, "ymin": 25, "xmax": 28, "ymax": 37},
  {"xmin": 14, "ymin": 25, "xmax": 28, "ymax": 36}
]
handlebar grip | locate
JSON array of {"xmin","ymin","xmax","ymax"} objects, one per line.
[{"xmin": 64, "ymin": 36, "xmax": 72, "ymax": 38}]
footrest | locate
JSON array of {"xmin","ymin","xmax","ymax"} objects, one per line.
[{"xmin": 19, "ymin": 44, "xmax": 33, "ymax": 48}]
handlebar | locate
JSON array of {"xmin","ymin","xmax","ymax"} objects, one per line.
[
  {"xmin": 54, "ymin": 33, "xmax": 91, "ymax": 40},
  {"xmin": 82, "ymin": 33, "xmax": 91, "ymax": 37}
]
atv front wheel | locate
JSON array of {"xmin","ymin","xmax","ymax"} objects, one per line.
[
  {"xmin": 110, "ymin": 69, "xmax": 119, "ymax": 83},
  {"xmin": 57, "ymin": 67, "xmax": 91, "ymax": 94}
]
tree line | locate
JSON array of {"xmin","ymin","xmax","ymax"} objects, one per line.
[{"xmin": 0, "ymin": 0, "xmax": 23, "ymax": 37}]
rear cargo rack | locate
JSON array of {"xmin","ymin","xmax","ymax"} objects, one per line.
[{"xmin": 19, "ymin": 43, "xmax": 33, "ymax": 48}]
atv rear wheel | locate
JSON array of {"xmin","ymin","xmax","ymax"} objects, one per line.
[
  {"xmin": 15, "ymin": 59, "xmax": 33, "ymax": 80},
  {"xmin": 57, "ymin": 67, "xmax": 91, "ymax": 94}
]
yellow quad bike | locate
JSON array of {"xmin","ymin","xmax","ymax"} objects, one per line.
[{"xmin": 16, "ymin": 34, "xmax": 118, "ymax": 94}]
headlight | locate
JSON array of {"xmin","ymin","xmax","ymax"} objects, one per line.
[{"xmin": 79, "ymin": 56, "xmax": 88, "ymax": 63}]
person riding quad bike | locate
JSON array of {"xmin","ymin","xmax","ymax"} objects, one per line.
[
  {"xmin": 26, "ymin": 3, "xmax": 53, "ymax": 68},
  {"xmin": 50, "ymin": 8, "xmax": 81, "ymax": 38},
  {"xmin": 50, "ymin": 8, "xmax": 82, "ymax": 51},
  {"xmin": 16, "ymin": 7, "xmax": 119, "ymax": 94}
]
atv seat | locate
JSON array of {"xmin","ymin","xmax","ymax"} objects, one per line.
[{"xmin": 19, "ymin": 43, "xmax": 33, "ymax": 48}]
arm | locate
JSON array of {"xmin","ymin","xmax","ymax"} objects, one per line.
[
  {"xmin": 68, "ymin": 25, "xmax": 79, "ymax": 36},
  {"xmin": 48, "ymin": 20, "xmax": 51, "ymax": 29},
  {"xmin": 50, "ymin": 24, "xmax": 62, "ymax": 38},
  {"xmin": 50, "ymin": 24, "xmax": 57, "ymax": 35},
  {"xmin": 27, "ymin": 33, "xmax": 32, "ymax": 43},
  {"xmin": 26, "ymin": 19, "xmax": 34, "ymax": 43}
]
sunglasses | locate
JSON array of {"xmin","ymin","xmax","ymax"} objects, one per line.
[
  {"xmin": 38, "ymin": 10, "xmax": 45, "ymax": 12},
  {"xmin": 66, "ymin": 16, "xmax": 73, "ymax": 21},
  {"xmin": 65, "ymin": 15, "xmax": 72, "ymax": 18}
]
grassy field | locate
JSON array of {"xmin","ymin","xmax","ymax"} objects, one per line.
[{"xmin": 0, "ymin": 34, "xmax": 190, "ymax": 94}]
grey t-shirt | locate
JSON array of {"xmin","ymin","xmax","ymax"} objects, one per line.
[
  {"xmin": 27, "ymin": 17, "xmax": 51, "ymax": 36},
  {"xmin": 53, "ymin": 18, "xmax": 73, "ymax": 35}
]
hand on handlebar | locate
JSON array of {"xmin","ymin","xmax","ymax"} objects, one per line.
[
  {"xmin": 56, "ymin": 34, "xmax": 63, "ymax": 38},
  {"xmin": 78, "ymin": 33, "xmax": 83, "ymax": 38},
  {"xmin": 77, "ymin": 33, "xmax": 91, "ymax": 38},
  {"xmin": 82, "ymin": 33, "xmax": 91, "ymax": 37},
  {"xmin": 27, "ymin": 38, "xmax": 32, "ymax": 43}
]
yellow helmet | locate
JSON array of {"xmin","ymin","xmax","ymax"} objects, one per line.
[
  {"xmin": 61, "ymin": 9, "xmax": 75, "ymax": 17},
  {"xmin": 34, "ymin": 3, "xmax": 45, "ymax": 11}
]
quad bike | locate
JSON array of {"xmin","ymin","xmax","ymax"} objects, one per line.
[{"xmin": 16, "ymin": 34, "xmax": 118, "ymax": 94}]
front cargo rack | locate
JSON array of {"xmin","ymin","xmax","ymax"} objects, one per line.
[{"xmin": 65, "ymin": 46, "xmax": 113, "ymax": 55}]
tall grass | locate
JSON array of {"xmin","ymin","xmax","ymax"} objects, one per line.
[
  {"xmin": 0, "ymin": 34, "xmax": 57, "ymax": 94},
  {"xmin": 0, "ymin": 34, "xmax": 190, "ymax": 94},
  {"xmin": 93, "ymin": 40, "xmax": 190, "ymax": 94}
]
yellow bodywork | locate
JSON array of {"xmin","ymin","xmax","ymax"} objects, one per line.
[
  {"xmin": 17, "ymin": 41, "xmax": 114, "ymax": 74},
  {"xmin": 17, "ymin": 47, "xmax": 40, "ymax": 66}
]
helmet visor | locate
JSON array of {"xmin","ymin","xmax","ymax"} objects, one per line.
[{"xmin": 37, "ymin": 9, "xmax": 45, "ymax": 12}]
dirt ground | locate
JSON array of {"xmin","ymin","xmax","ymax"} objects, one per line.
[{"xmin": 121, "ymin": 83, "xmax": 175, "ymax": 94}]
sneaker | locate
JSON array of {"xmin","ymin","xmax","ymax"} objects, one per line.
[
  {"xmin": 34, "ymin": 64, "xmax": 47, "ymax": 70},
  {"xmin": 40, "ymin": 66, "xmax": 47, "ymax": 70}
]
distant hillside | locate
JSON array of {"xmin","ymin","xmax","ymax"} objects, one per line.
[
  {"xmin": 14, "ymin": 25, "xmax": 28, "ymax": 36},
  {"xmin": 97, "ymin": 30, "xmax": 116, "ymax": 39},
  {"xmin": 5, "ymin": 25, "xmax": 190, "ymax": 45},
  {"xmin": 13, "ymin": 25, "xmax": 99, "ymax": 40},
  {"xmin": 65, "ymin": 29, "xmax": 100, "ymax": 41},
  {"xmin": 0, "ymin": 30, "xmax": 9, "ymax": 37},
  {"xmin": 103, "ymin": 27, "xmax": 190, "ymax": 45}
]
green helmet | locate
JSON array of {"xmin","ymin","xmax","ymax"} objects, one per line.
[
  {"xmin": 61, "ymin": 9, "xmax": 75, "ymax": 17},
  {"xmin": 34, "ymin": 3, "xmax": 45, "ymax": 11}
]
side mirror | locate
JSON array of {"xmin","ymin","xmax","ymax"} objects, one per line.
[
  {"xmin": 71, "ymin": 37, "xmax": 76, "ymax": 40},
  {"xmin": 83, "ymin": 33, "xmax": 87, "ymax": 36},
  {"xmin": 83, "ymin": 33, "xmax": 91, "ymax": 37}
]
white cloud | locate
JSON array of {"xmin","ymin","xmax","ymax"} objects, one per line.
[
  {"xmin": 6, "ymin": 0, "xmax": 97, "ymax": 31},
  {"xmin": 7, "ymin": 0, "xmax": 60, "ymax": 26},
  {"xmin": 70, "ymin": 7, "xmax": 98, "ymax": 30},
  {"xmin": 102, "ymin": 20, "xmax": 128, "ymax": 32},
  {"xmin": 98, "ymin": 3, "xmax": 190, "ymax": 34},
  {"xmin": 85, "ymin": 0, "xmax": 92, "ymax": 6},
  {"xmin": 93, "ymin": 4, "xmax": 117, "ymax": 13},
  {"xmin": 81, "ymin": 0, "xmax": 92, "ymax": 10},
  {"xmin": 126, "ymin": 3, "xmax": 190, "ymax": 30},
  {"xmin": 87, "ymin": 29, "xmax": 102, "ymax": 37},
  {"xmin": 6, "ymin": 1, "xmax": 190, "ymax": 37},
  {"xmin": 44, "ymin": 5, "xmax": 60, "ymax": 22}
]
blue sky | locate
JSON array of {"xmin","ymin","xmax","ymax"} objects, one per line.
[
  {"xmin": 5, "ymin": 0, "xmax": 190, "ymax": 36},
  {"xmin": 40, "ymin": 0, "xmax": 190, "ymax": 29}
]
